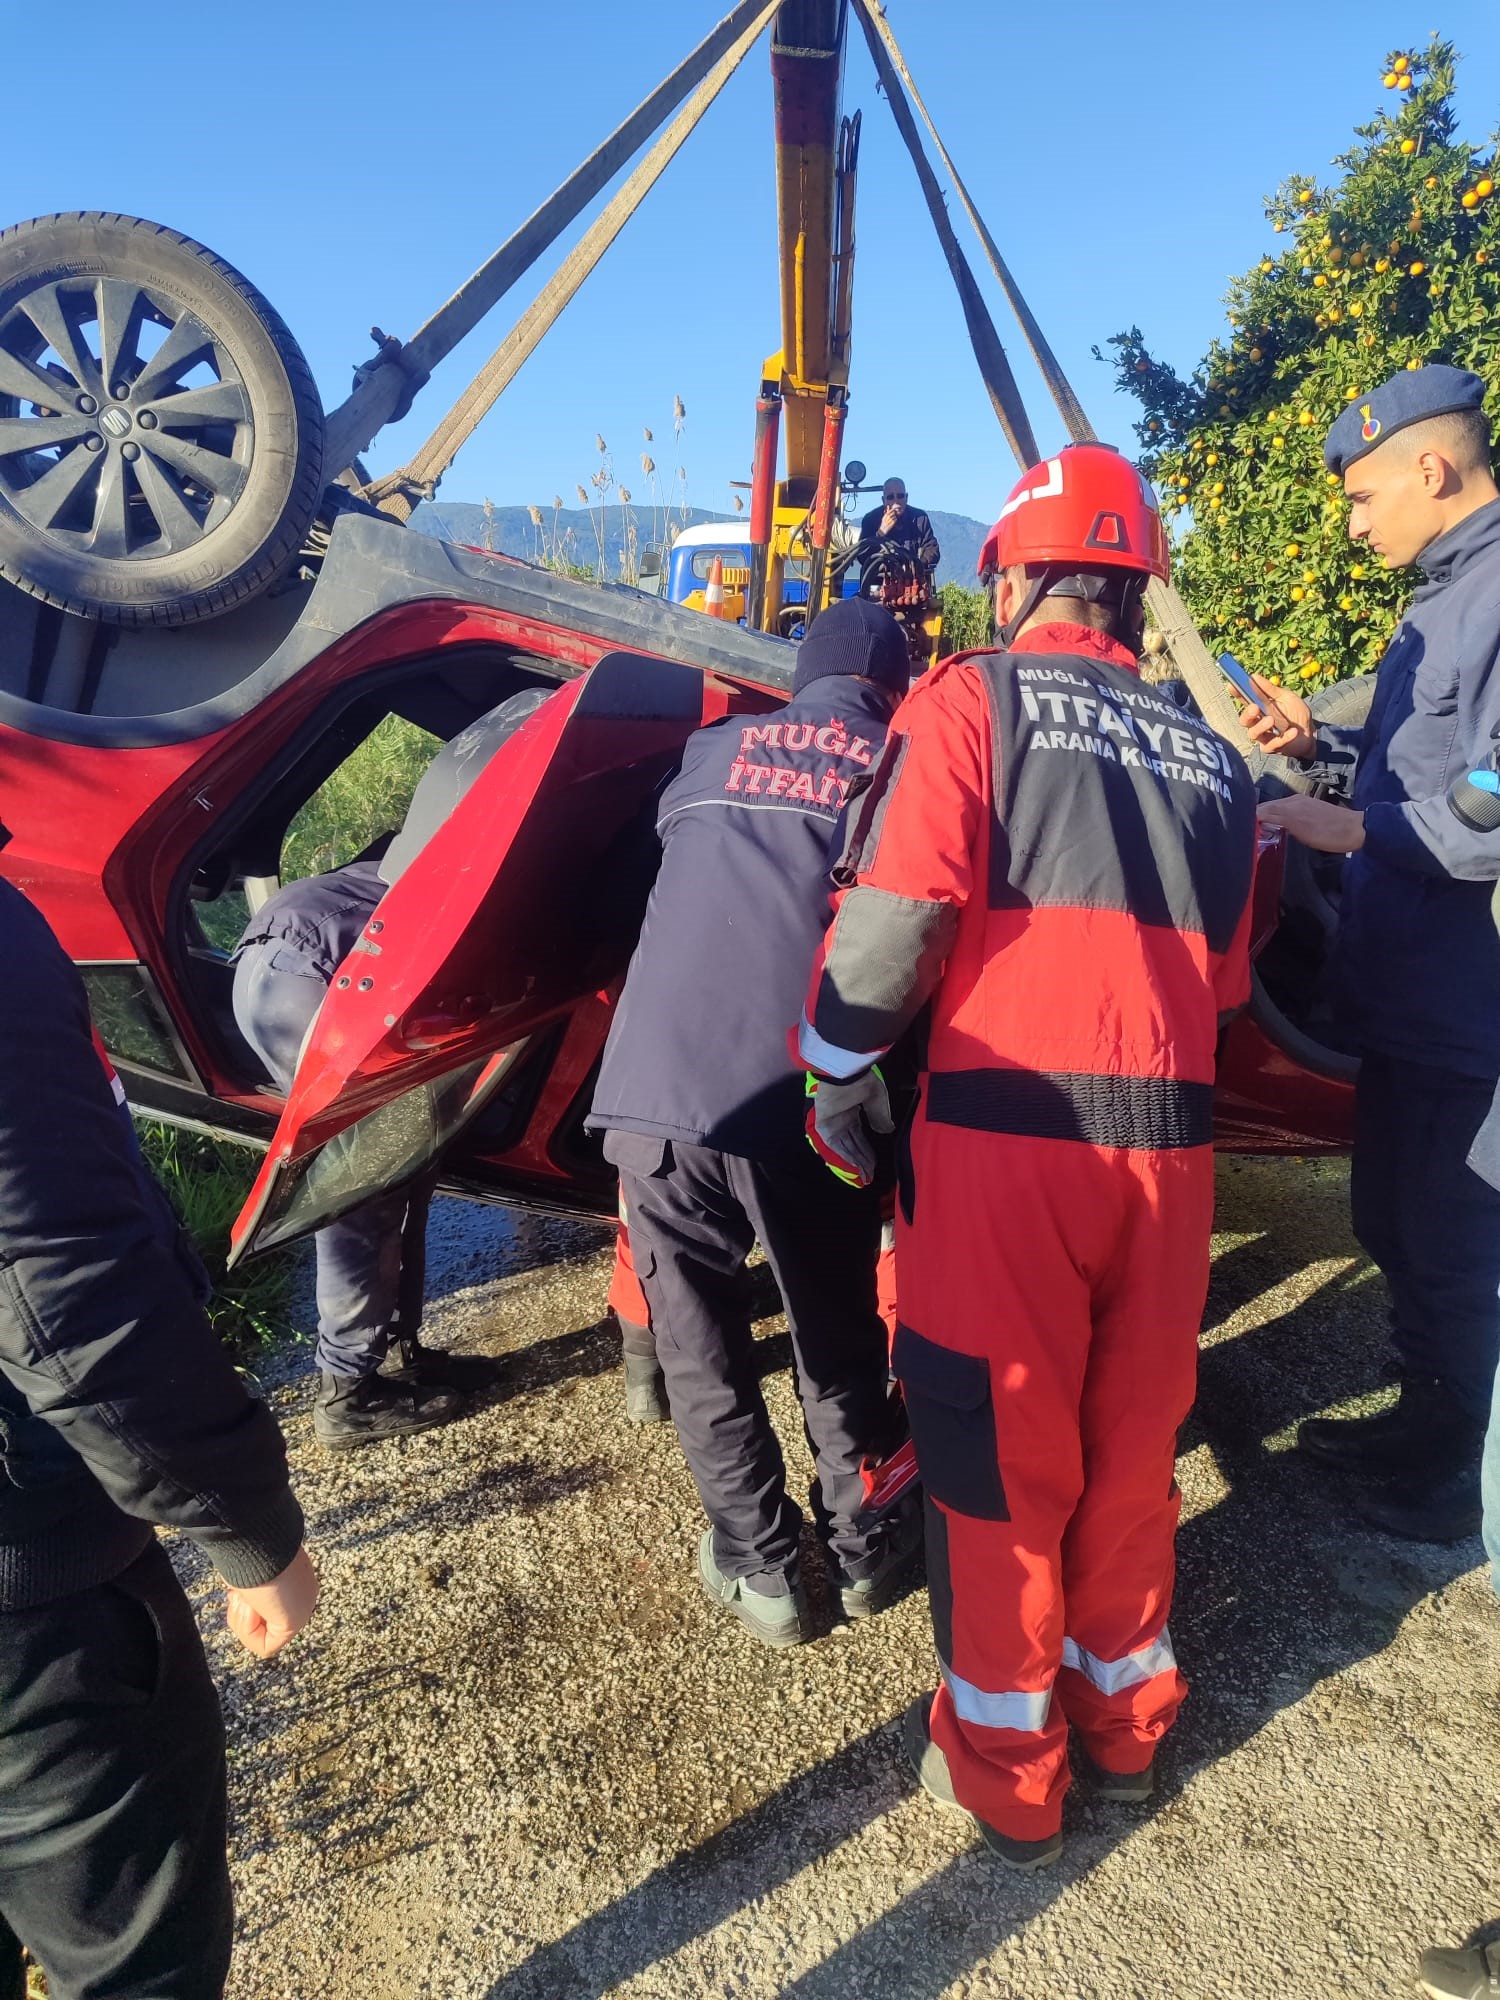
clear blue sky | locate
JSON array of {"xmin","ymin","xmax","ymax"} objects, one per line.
[{"xmin": 12, "ymin": 2, "xmax": 1500, "ymax": 530}]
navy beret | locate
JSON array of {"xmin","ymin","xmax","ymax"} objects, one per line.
[{"xmin": 1324, "ymin": 363, "xmax": 1488, "ymax": 475}]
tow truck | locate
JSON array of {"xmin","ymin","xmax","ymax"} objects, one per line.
[{"xmin": 0, "ymin": 2, "xmax": 1357, "ymax": 1277}]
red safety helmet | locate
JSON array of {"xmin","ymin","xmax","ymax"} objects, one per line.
[{"xmin": 977, "ymin": 443, "xmax": 1170, "ymax": 586}]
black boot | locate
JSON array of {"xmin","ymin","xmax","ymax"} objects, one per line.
[
  {"xmin": 382, "ymin": 1335, "xmax": 505, "ymax": 1394},
  {"xmin": 1356, "ymin": 1463, "xmax": 1484, "ymax": 1544},
  {"xmin": 1418, "ymin": 1938, "xmax": 1500, "ymax": 1998},
  {"xmin": 314, "ymin": 1371, "xmax": 467, "ymax": 1451},
  {"xmin": 899, "ymin": 1695, "xmax": 1063, "ymax": 1871},
  {"xmin": 1297, "ymin": 1375, "xmax": 1482, "ymax": 1475},
  {"xmin": 622, "ymin": 1350, "xmax": 668, "ymax": 1425}
]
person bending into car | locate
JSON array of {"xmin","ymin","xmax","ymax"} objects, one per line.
[
  {"xmin": 799, "ymin": 445, "xmax": 1256, "ymax": 1868},
  {"xmin": 587, "ymin": 599, "xmax": 918, "ymax": 1650},
  {"xmin": 0, "ymin": 875, "xmax": 317, "ymax": 2000},
  {"xmin": 229, "ymin": 695, "xmax": 557, "ymax": 1450},
  {"xmin": 1245, "ymin": 365, "xmax": 1500, "ymax": 1544}
]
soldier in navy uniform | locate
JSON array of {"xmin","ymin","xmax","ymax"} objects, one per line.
[
  {"xmin": 1248, "ymin": 365, "xmax": 1500, "ymax": 1542},
  {"xmin": 588, "ymin": 599, "xmax": 918, "ymax": 1649}
]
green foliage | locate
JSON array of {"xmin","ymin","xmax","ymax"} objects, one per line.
[
  {"xmin": 1102, "ymin": 38, "xmax": 1500, "ymax": 691},
  {"xmin": 135, "ymin": 1123, "xmax": 296, "ymax": 1358},
  {"xmin": 281, "ymin": 714, "xmax": 440, "ymax": 883},
  {"xmin": 938, "ymin": 581, "xmax": 994, "ymax": 656}
]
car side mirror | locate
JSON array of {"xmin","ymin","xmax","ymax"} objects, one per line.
[{"xmin": 639, "ymin": 548, "xmax": 662, "ymax": 578}]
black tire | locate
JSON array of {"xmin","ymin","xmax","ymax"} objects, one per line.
[{"xmin": 0, "ymin": 213, "xmax": 325, "ymax": 627}]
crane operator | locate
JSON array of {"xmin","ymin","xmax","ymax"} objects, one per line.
[{"xmin": 859, "ymin": 478, "xmax": 941, "ymax": 586}]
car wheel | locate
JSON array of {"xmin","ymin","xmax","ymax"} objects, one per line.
[{"xmin": 0, "ymin": 213, "xmax": 325, "ymax": 626}]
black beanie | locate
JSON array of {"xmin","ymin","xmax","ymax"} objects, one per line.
[{"xmin": 792, "ymin": 596, "xmax": 912, "ymax": 698}]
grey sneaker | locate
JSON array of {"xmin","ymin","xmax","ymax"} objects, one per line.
[
  {"xmin": 623, "ymin": 1351, "xmax": 669, "ymax": 1425},
  {"xmin": 1418, "ymin": 1940, "xmax": 1500, "ymax": 1998},
  {"xmin": 697, "ymin": 1531, "xmax": 807, "ymax": 1649},
  {"xmin": 832, "ymin": 1502, "xmax": 923, "ymax": 1620},
  {"xmin": 900, "ymin": 1693, "xmax": 1063, "ymax": 1872}
]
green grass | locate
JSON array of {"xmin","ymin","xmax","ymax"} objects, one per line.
[
  {"xmin": 281, "ymin": 714, "xmax": 440, "ymax": 884},
  {"xmin": 136, "ymin": 1123, "xmax": 298, "ymax": 1360}
]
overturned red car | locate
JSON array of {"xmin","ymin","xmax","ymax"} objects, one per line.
[{"xmin": 0, "ymin": 214, "xmax": 1356, "ymax": 1269}]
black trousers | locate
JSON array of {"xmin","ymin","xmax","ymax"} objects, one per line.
[
  {"xmin": 1351, "ymin": 1054, "xmax": 1500, "ymax": 1424},
  {"xmin": 606, "ymin": 1133, "xmax": 891, "ymax": 1585},
  {"xmin": 0, "ymin": 1543, "xmax": 232, "ymax": 2000}
]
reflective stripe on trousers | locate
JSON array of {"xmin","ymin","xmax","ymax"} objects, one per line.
[
  {"xmin": 1062, "ymin": 1627, "xmax": 1177, "ymax": 1697},
  {"xmin": 941, "ymin": 1661, "xmax": 1052, "ymax": 1735}
]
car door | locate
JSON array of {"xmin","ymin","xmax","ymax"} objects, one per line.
[{"xmin": 229, "ymin": 650, "xmax": 728, "ymax": 1264}]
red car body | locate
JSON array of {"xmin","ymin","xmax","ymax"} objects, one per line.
[{"xmin": 0, "ymin": 509, "xmax": 1354, "ymax": 1265}]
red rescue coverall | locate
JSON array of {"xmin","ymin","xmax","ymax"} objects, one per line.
[{"xmin": 801, "ymin": 624, "xmax": 1257, "ymax": 1838}]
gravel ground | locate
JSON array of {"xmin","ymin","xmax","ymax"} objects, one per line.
[{"xmin": 179, "ymin": 1157, "xmax": 1500, "ymax": 2000}]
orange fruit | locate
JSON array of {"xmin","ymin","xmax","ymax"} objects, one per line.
[
  {"xmin": 1298, "ymin": 410, "xmax": 1315, "ymax": 426},
  {"xmin": 1424, "ymin": 175, "xmax": 1439, "ymax": 190},
  {"xmin": 1298, "ymin": 189, "xmax": 1314, "ymax": 204},
  {"xmin": 1339, "ymin": 595, "xmax": 1354, "ymax": 611},
  {"xmin": 1375, "ymin": 257, "xmax": 1391, "ymax": 272},
  {"xmin": 1409, "ymin": 259, "xmax": 1425, "ymax": 275},
  {"xmin": 1272, "ymin": 435, "xmax": 1286, "ymax": 448},
  {"xmin": 1313, "ymin": 273, "xmax": 1329, "ymax": 287},
  {"xmin": 1478, "ymin": 178, "xmax": 1495, "ymax": 198},
  {"xmin": 1397, "ymin": 73, "xmax": 1413, "ymax": 90},
  {"xmin": 1259, "ymin": 259, "xmax": 1273, "ymax": 273},
  {"xmin": 1285, "ymin": 543, "xmax": 1301, "ymax": 558},
  {"xmin": 1383, "ymin": 71, "xmax": 1399, "ymax": 88},
  {"xmin": 1300, "ymin": 661, "xmax": 1321, "ymax": 678},
  {"xmin": 1350, "ymin": 562, "xmax": 1366, "ymax": 577},
  {"xmin": 1463, "ymin": 191, "xmax": 1480, "ymax": 209},
  {"xmin": 1393, "ymin": 54, "xmax": 1410, "ymax": 72},
  {"xmin": 1250, "ymin": 346, "xmax": 1264, "ymax": 361},
  {"xmin": 1349, "ymin": 301, "xmax": 1364, "ymax": 317},
  {"xmin": 1290, "ymin": 586, "xmax": 1306, "ymax": 602},
  {"xmin": 1400, "ymin": 139, "xmax": 1417, "ymax": 155},
  {"xmin": 1407, "ymin": 357, "xmax": 1422, "ymax": 369},
  {"xmin": 1479, "ymin": 250, "xmax": 1491, "ymax": 266}
]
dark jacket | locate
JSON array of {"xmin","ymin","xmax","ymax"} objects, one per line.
[
  {"xmin": 0, "ymin": 880, "xmax": 304, "ymax": 1611},
  {"xmin": 1307, "ymin": 499, "xmax": 1500, "ymax": 1078},
  {"xmin": 859, "ymin": 504, "xmax": 940, "ymax": 572},
  {"xmin": 587, "ymin": 674, "xmax": 897, "ymax": 1159}
]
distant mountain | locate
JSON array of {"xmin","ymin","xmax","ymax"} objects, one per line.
[{"xmin": 412, "ymin": 499, "xmax": 989, "ymax": 591}]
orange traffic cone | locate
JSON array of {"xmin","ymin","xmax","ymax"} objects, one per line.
[{"xmin": 704, "ymin": 555, "xmax": 725, "ymax": 619}]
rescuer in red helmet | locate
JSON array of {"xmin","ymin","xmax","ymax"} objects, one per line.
[{"xmin": 797, "ymin": 442, "xmax": 1259, "ymax": 1866}]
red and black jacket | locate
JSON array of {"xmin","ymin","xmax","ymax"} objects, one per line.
[{"xmin": 800, "ymin": 624, "xmax": 1258, "ymax": 1150}]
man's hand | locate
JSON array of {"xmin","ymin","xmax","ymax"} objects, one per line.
[
  {"xmin": 1237, "ymin": 674, "xmax": 1316, "ymax": 762},
  {"xmin": 226, "ymin": 1545, "xmax": 319, "ymax": 1659},
  {"xmin": 1258, "ymin": 795, "xmax": 1366, "ymax": 853},
  {"xmin": 805, "ymin": 1069, "xmax": 893, "ymax": 1189},
  {"xmin": 880, "ymin": 503, "xmax": 904, "ymax": 536}
]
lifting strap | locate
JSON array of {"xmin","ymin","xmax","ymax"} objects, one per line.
[
  {"xmin": 852, "ymin": 0, "xmax": 1249, "ymax": 753},
  {"xmin": 851, "ymin": 4, "xmax": 1038, "ymax": 470},
  {"xmin": 364, "ymin": 0, "xmax": 781, "ymax": 523},
  {"xmin": 325, "ymin": 0, "xmax": 782, "ymax": 483}
]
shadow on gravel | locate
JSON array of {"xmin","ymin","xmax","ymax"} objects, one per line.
[
  {"xmin": 484, "ymin": 1158, "xmax": 1482, "ymax": 1999},
  {"xmin": 312, "ymin": 1454, "xmax": 615, "ymax": 1558}
]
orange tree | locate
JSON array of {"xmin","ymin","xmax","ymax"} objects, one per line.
[{"xmin": 1100, "ymin": 39, "xmax": 1500, "ymax": 690}]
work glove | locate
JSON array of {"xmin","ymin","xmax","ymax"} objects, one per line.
[{"xmin": 804, "ymin": 1066, "xmax": 893, "ymax": 1189}]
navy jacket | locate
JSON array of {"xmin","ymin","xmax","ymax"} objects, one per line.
[
  {"xmin": 1308, "ymin": 499, "xmax": 1500, "ymax": 1078},
  {"xmin": 588, "ymin": 674, "xmax": 897, "ymax": 1159},
  {"xmin": 0, "ymin": 882, "xmax": 303, "ymax": 1610}
]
